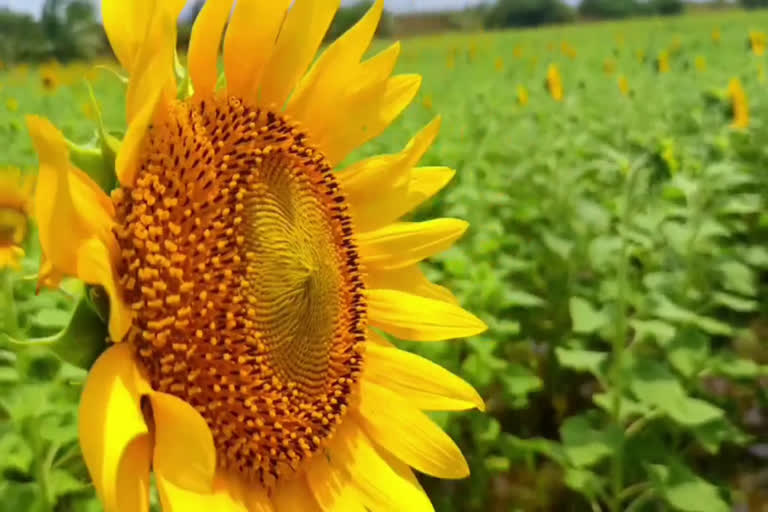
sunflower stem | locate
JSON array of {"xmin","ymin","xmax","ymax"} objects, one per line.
[
  {"xmin": 0, "ymin": 269, "xmax": 19, "ymax": 338},
  {"xmin": 609, "ymin": 160, "xmax": 642, "ymax": 512}
]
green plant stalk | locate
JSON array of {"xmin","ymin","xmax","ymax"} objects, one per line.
[
  {"xmin": 609, "ymin": 164, "xmax": 641, "ymax": 512},
  {"xmin": 37, "ymin": 442, "xmax": 60, "ymax": 512},
  {"xmin": 0, "ymin": 269, "xmax": 19, "ymax": 337}
]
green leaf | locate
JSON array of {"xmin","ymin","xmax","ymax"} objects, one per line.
[
  {"xmin": 3, "ymin": 297, "xmax": 107, "ymax": 370},
  {"xmin": 711, "ymin": 291, "xmax": 758, "ymax": 312},
  {"xmin": 593, "ymin": 392, "xmax": 651, "ymax": 422},
  {"xmin": 652, "ymin": 295, "xmax": 733, "ymax": 336},
  {"xmin": 569, "ymin": 297, "xmax": 608, "ymax": 334},
  {"xmin": 718, "ymin": 261, "xmax": 756, "ymax": 297},
  {"xmin": 631, "ymin": 319, "xmax": 677, "ymax": 346},
  {"xmin": 647, "ymin": 463, "xmax": 729, "ymax": 512},
  {"xmin": 500, "ymin": 364, "xmax": 542, "ymax": 408},
  {"xmin": 692, "ymin": 418, "xmax": 750, "ymax": 454},
  {"xmin": 706, "ymin": 353, "xmax": 767, "ymax": 379},
  {"xmin": 542, "ymin": 232, "xmax": 574, "ymax": 260},
  {"xmin": 629, "ymin": 360, "xmax": 724, "ymax": 427},
  {"xmin": 0, "ymin": 432, "xmax": 33, "ymax": 476},
  {"xmin": 501, "ymin": 289, "xmax": 546, "ymax": 308},
  {"xmin": 560, "ymin": 415, "xmax": 622, "ymax": 468},
  {"xmin": 667, "ymin": 333, "xmax": 709, "ymax": 379},
  {"xmin": 48, "ymin": 468, "xmax": 89, "ymax": 498},
  {"xmin": 563, "ymin": 468, "xmax": 606, "ymax": 501},
  {"xmin": 30, "ymin": 309, "xmax": 71, "ymax": 331},
  {"xmin": 555, "ymin": 347, "xmax": 608, "ymax": 378}
]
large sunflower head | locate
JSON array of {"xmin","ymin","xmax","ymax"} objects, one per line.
[
  {"xmin": 27, "ymin": 0, "xmax": 487, "ymax": 510},
  {"xmin": 0, "ymin": 167, "xmax": 34, "ymax": 270}
]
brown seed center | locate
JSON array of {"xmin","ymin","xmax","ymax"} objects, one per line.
[{"xmin": 112, "ymin": 96, "xmax": 366, "ymax": 485}]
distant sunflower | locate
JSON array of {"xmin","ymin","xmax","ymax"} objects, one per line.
[
  {"xmin": 0, "ymin": 167, "xmax": 34, "ymax": 270},
  {"xmin": 546, "ymin": 64, "xmax": 563, "ymax": 101},
  {"xmin": 657, "ymin": 50, "xmax": 670, "ymax": 74},
  {"xmin": 728, "ymin": 77, "xmax": 749, "ymax": 129},
  {"xmin": 517, "ymin": 84, "xmax": 529, "ymax": 106},
  {"xmin": 26, "ymin": 1, "xmax": 486, "ymax": 511},
  {"xmin": 617, "ymin": 75, "xmax": 630, "ymax": 97},
  {"xmin": 39, "ymin": 62, "xmax": 61, "ymax": 92}
]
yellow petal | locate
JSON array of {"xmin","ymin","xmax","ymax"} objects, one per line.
[
  {"xmin": 329, "ymin": 421, "xmax": 434, "ymax": 512},
  {"xmin": 273, "ymin": 477, "xmax": 322, "ymax": 512},
  {"xmin": 188, "ymin": 0, "xmax": 234, "ymax": 97},
  {"xmin": 102, "ymin": 0, "xmax": 153, "ymax": 72},
  {"xmin": 223, "ymin": 0, "xmax": 292, "ymax": 102},
  {"xmin": 259, "ymin": 0, "xmax": 340, "ymax": 107},
  {"xmin": 26, "ymin": 115, "xmax": 115, "ymax": 277},
  {"xmin": 118, "ymin": 0, "xmax": 179, "ymax": 186},
  {"xmin": 306, "ymin": 449, "xmax": 366, "ymax": 512},
  {"xmin": 367, "ymin": 329, "xmax": 393, "ymax": 347},
  {"xmin": 78, "ymin": 343, "xmax": 151, "ymax": 512},
  {"xmin": 260, "ymin": 0, "xmax": 340, "ymax": 108},
  {"xmin": 116, "ymin": 79, "xmax": 164, "ymax": 187},
  {"xmin": 157, "ymin": 471, "xmax": 248, "ymax": 512},
  {"xmin": 286, "ymin": 0, "xmax": 383, "ymax": 135},
  {"xmin": 103, "ymin": 0, "xmax": 182, "ymax": 96},
  {"xmin": 358, "ymin": 219, "xmax": 467, "ymax": 270},
  {"xmin": 377, "ymin": 447, "xmax": 425, "ymax": 492},
  {"xmin": 402, "ymin": 166, "xmax": 457, "ymax": 213},
  {"xmin": 366, "ymin": 265, "xmax": 458, "ymax": 305},
  {"xmin": 244, "ymin": 486, "xmax": 275, "ymax": 512},
  {"xmin": 367, "ymin": 289, "xmax": 486, "ymax": 341},
  {"xmin": 357, "ymin": 382, "xmax": 469, "ymax": 479},
  {"xmin": 317, "ymin": 73, "xmax": 421, "ymax": 165},
  {"xmin": 149, "ymin": 392, "xmax": 216, "ymax": 493},
  {"xmin": 337, "ymin": 118, "xmax": 442, "ymax": 232},
  {"xmin": 77, "ymin": 238, "xmax": 133, "ymax": 341},
  {"xmin": 303, "ymin": 41, "xmax": 401, "ymax": 154},
  {"xmin": 364, "ymin": 343, "xmax": 484, "ymax": 411}
]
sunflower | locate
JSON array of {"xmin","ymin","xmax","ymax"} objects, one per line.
[
  {"xmin": 546, "ymin": 64, "xmax": 563, "ymax": 102},
  {"xmin": 0, "ymin": 167, "xmax": 34, "ymax": 270},
  {"xmin": 728, "ymin": 77, "xmax": 749, "ymax": 130},
  {"xmin": 26, "ymin": 1, "xmax": 487, "ymax": 510}
]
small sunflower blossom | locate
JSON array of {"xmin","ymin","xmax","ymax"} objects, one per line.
[
  {"xmin": 749, "ymin": 30, "xmax": 766, "ymax": 56},
  {"xmin": 0, "ymin": 167, "xmax": 34, "ymax": 270},
  {"xmin": 603, "ymin": 58, "xmax": 616, "ymax": 75},
  {"xmin": 617, "ymin": 75, "xmax": 630, "ymax": 97},
  {"xmin": 657, "ymin": 51, "xmax": 670, "ymax": 73},
  {"xmin": 728, "ymin": 77, "xmax": 749, "ymax": 130},
  {"xmin": 40, "ymin": 62, "xmax": 61, "ymax": 92},
  {"xmin": 26, "ymin": 1, "xmax": 487, "ymax": 511},
  {"xmin": 546, "ymin": 64, "xmax": 563, "ymax": 102},
  {"xmin": 560, "ymin": 42, "xmax": 577, "ymax": 60},
  {"xmin": 694, "ymin": 55, "xmax": 706, "ymax": 72},
  {"xmin": 517, "ymin": 85, "xmax": 529, "ymax": 106},
  {"xmin": 712, "ymin": 27, "xmax": 721, "ymax": 44}
]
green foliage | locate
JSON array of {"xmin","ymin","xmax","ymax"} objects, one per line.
[
  {"xmin": 580, "ymin": 0, "xmax": 642, "ymax": 19},
  {"xmin": 580, "ymin": 0, "xmax": 684, "ymax": 19},
  {"xmin": 0, "ymin": 0, "xmax": 104, "ymax": 64},
  {"xmin": 0, "ymin": 9, "xmax": 48, "ymax": 63},
  {"xmin": 741, "ymin": 0, "xmax": 768, "ymax": 8},
  {"xmin": 484, "ymin": 0, "xmax": 575, "ymax": 29}
]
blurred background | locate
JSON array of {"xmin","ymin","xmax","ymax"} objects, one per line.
[{"xmin": 1, "ymin": 0, "xmax": 768, "ymax": 511}]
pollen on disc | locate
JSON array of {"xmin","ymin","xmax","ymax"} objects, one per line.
[{"xmin": 112, "ymin": 96, "xmax": 366, "ymax": 485}]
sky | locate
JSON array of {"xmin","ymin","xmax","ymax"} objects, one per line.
[{"xmin": 1, "ymin": 0, "xmax": 498, "ymax": 16}]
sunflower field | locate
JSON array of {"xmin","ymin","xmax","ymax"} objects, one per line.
[{"xmin": 1, "ymin": 3, "xmax": 768, "ymax": 512}]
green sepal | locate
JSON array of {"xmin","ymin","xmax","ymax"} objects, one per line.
[
  {"xmin": 66, "ymin": 81, "xmax": 121, "ymax": 193},
  {"xmin": 175, "ymin": 50, "xmax": 194, "ymax": 99},
  {"xmin": 3, "ymin": 297, "xmax": 108, "ymax": 370}
]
